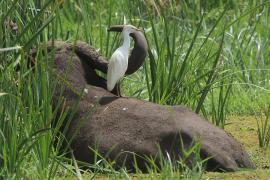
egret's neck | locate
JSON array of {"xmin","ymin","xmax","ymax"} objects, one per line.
[{"xmin": 122, "ymin": 31, "xmax": 130, "ymax": 53}]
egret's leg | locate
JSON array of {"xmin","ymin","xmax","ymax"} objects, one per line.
[{"xmin": 116, "ymin": 82, "xmax": 122, "ymax": 97}]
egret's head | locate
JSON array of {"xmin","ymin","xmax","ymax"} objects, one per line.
[{"xmin": 122, "ymin": 24, "xmax": 141, "ymax": 34}]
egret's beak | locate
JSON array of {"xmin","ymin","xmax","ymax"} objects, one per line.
[
  {"xmin": 107, "ymin": 25, "xmax": 143, "ymax": 32},
  {"xmin": 107, "ymin": 25, "xmax": 124, "ymax": 32}
]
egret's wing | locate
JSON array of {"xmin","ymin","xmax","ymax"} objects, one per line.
[{"xmin": 107, "ymin": 51, "xmax": 127, "ymax": 91}]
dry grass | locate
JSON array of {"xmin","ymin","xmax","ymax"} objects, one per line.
[{"xmin": 205, "ymin": 116, "xmax": 270, "ymax": 179}]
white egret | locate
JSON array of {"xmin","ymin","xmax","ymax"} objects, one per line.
[{"xmin": 107, "ymin": 25, "xmax": 140, "ymax": 92}]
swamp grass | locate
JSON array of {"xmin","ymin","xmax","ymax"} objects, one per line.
[{"xmin": 1, "ymin": 0, "xmax": 270, "ymax": 179}]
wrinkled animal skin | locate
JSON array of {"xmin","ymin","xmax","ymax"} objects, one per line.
[{"xmin": 33, "ymin": 41, "xmax": 255, "ymax": 172}]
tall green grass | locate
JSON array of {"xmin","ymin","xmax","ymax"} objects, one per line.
[
  {"xmin": 255, "ymin": 104, "xmax": 270, "ymax": 147},
  {"xmin": 137, "ymin": 0, "xmax": 270, "ymax": 128},
  {"xmin": 0, "ymin": 1, "xmax": 72, "ymax": 178},
  {"xmin": 1, "ymin": 0, "xmax": 270, "ymax": 178}
]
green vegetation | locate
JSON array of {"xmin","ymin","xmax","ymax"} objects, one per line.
[
  {"xmin": 255, "ymin": 105, "xmax": 270, "ymax": 147},
  {"xmin": 1, "ymin": 0, "xmax": 270, "ymax": 179}
]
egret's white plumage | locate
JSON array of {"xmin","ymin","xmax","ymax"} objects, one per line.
[{"xmin": 107, "ymin": 25, "xmax": 139, "ymax": 91}]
